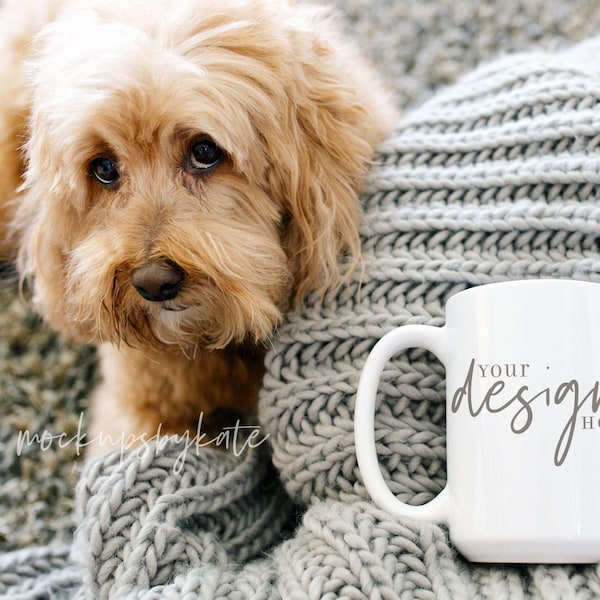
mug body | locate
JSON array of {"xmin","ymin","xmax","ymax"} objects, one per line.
[{"xmin": 445, "ymin": 280, "xmax": 600, "ymax": 562}]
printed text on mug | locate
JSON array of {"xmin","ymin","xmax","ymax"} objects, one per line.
[{"xmin": 451, "ymin": 359, "xmax": 600, "ymax": 466}]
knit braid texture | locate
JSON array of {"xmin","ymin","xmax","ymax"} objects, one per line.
[{"xmin": 3, "ymin": 37, "xmax": 600, "ymax": 599}]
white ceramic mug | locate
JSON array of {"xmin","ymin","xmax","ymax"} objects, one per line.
[{"xmin": 355, "ymin": 279, "xmax": 600, "ymax": 563}]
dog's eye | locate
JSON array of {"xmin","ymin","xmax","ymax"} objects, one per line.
[
  {"xmin": 89, "ymin": 156, "xmax": 120, "ymax": 187},
  {"xmin": 188, "ymin": 140, "xmax": 224, "ymax": 172}
]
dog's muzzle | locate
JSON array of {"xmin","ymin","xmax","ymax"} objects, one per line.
[{"xmin": 131, "ymin": 260, "xmax": 185, "ymax": 302}]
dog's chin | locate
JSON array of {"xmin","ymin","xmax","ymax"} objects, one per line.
[
  {"xmin": 127, "ymin": 286, "xmax": 284, "ymax": 353},
  {"xmin": 66, "ymin": 280, "xmax": 285, "ymax": 354}
]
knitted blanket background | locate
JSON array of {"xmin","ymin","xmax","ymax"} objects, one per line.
[{"xmin": 2, "ymin": 35, "xmax": 600, "ymax": 598}]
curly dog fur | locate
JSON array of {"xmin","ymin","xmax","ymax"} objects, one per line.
[{"xmin": 0, "ymin": 0, "xmax": 396, "ymax": 455}]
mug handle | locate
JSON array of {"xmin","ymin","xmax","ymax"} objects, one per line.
[{"xmin": 355, "ymin": 324, "xmax": 450, "ymax": 524}]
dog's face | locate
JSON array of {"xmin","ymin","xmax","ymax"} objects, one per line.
[{"xmin": 16, "ymin": 0, "xmax": 392, "ymax": 353}]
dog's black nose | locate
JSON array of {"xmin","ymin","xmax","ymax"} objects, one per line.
[{"xmin": 131, "ymin": 260, "xmax": 185, "ymax": 302}]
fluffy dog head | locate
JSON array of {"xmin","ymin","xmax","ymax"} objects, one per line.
[{"xmin": 16, "ymin": 0, "xmax": 395, "ymax": 353}]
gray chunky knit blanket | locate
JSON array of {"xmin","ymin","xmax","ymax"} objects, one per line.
[{"xmin": 3, "ymin": 35, "xmax": 600, "ymax": 599}]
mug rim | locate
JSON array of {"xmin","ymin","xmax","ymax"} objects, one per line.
[{"xmin": 447, "ymin": 278, "xmax": 600, "ymax": 308}]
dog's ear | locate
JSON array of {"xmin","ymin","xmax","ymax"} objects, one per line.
[{"xmin": 269, "ymin": 9, "xmax": 396, "ymax": 303}]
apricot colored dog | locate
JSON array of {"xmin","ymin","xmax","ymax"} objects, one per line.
[{"xmin": 0, "ymin": 0, "xmax": 395, "ymax": 455}]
